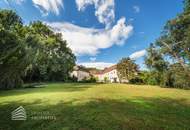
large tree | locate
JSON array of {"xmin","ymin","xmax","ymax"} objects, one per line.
[
  {"xmin": 24, "ymin": 21, "xmax": 76, "ymax": 82},
  {"xmin": 145, "ymin": 0, "xmax": 190, "ymax": 88},
  {"xmin": 158, "ymin": 0, "xmax": 190, "ymax": 70},
  {"xmin": 117, "ymin": 58, "xmax": 139, "ymax": 82},
  {"xmin": 0, "ymin": 10, "xmax": 76, "ymax": 89},
  {"xmin": 0, "ymin": 10, "xmax": 28, "ymax": 89},
  {"xmin": 145, "ymin": 43, "xmax": 168, "ymax": 72}
]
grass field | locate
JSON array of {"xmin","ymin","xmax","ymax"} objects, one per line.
[{"xmin": 0, "ymin": 83, "xmax": 190, "ymax": 130}]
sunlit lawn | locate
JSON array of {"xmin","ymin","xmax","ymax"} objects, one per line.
[{"xmin": 0, "ymin": 83, "xmax": 190, "ymax": 130}]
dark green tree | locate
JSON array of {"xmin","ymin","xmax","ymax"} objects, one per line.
[
  {"xmin": 117, "ymin": 58, "xmax": 139, "ymax": 82},
  {"xmin": 0, "ymin": 10, "xmax": 76, "ymax": 89},
  {"xmin": 145, "ymin": 0, "xmax": 190, "ymax": 88},
  {"xmin": 25, "ymin": 21, "xmax": 76, "ymax": 82},
  {"xmin": 0, "ymin": 10, "xmax": 28, "ymax": 89}
]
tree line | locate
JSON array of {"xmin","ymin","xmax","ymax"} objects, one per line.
[
  {"xmin": 117, "ymin": 0, "xmax": 190, "ymax": 89},
  {"xmin": 144, "ymin": 0, "xmax": 190, "ymax": 89},
  {"xmin": 0, "ymin": 10, "xmax": 76, "ymax": 89}
]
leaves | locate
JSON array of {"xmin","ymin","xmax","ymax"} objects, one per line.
[
  {"xmin": 144, "ymin": 0, "xmax": 190, "ymax": 88},
  {"xmin": 117, "ymin": 58, "xmax": 139, "ymax": 82},
  {"xmin": 0, "ymin": 10, "xmax": 76, "ymax": 89}
]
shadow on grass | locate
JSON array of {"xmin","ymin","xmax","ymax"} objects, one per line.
[
  {"xmin": 0, "ymin": 97, "xmax": 190, "ymax": 130},
  {"xmin": 0, "ymin": 83, "xmax": 97, "ymax": 97}
]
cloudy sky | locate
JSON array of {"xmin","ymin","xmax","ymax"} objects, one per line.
[{"xmin": 0, "ymin": 0, "xmax": 183, "ymax": 69}]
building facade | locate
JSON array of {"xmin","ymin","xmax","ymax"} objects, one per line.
[
  {"xmin": 93, "ymin": 65, "xmax": 120, "ymax": 83},
  {"xmin": 70, "ymin": 66, "xmax": 91, "ymax": 81}
]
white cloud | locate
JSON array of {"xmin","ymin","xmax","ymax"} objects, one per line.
[
  {"xmin": 79, "ymin": 62, "xmax": 114, "ymax": 69},
  {"xmin": 139, "ymin": 31, "xmax": 145, "ymax": 34},
  {"xmin": 32, "ymin": 0, "xmax": 63, "ymax": 16},
  {"xmin": 133, "ymin": 5, "xmax": 140, "ymax": 13},
  {"xmin": 15, "ymin": 0, "xmax": 24, "ymax": 4},
  {"xmin": 130, "ymin": 49, "xmax": 146, "ymax": 59},
  {"xmin": 90, "ymin": 57, "xmax": 96, "ymax": 62},
  {"xmin": 75, "ymin": 0, "xmax": 115, "ymax": 28},
  {"xmin": 47, "ymin": 17, "xmax": 133, "ymax": 56},
  {"xmin": 128, "ymin": 18, "xmax": 134, "ymax": 23}
]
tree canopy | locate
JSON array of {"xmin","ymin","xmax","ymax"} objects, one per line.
[
  {"xmin": 0, "ymin": 10, "xmax": 76, "ymax": 89},
  {"xmin": 145, "ymin": 0, "xmax": 190, "ymax": 88},
  {"xmin": 117, "ymin": 58, "xmax": 139, "ymax": 82}
]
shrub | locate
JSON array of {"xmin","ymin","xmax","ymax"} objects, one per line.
[{"xmin": 79, "ymin": 77, "xmax": 97, "ymax": 83}]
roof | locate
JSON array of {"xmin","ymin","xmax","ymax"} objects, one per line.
[
  {"xmin": 94, "ymin": 65, "xmax": 117, "ymax": 75},
  {"xmin": 73, "ymin": 66, "xmax": 89, "ymax": 73}
]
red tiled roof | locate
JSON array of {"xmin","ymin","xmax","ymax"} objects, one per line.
[{"xmin": 93, "ymin": 65, "xmax": 117, "ymax": 75}]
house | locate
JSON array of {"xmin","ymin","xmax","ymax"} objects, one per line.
[
  {"xmin": 70, "ymin": 66, "xmax": 91, "ymax": 81},
  {"xmin": 93, "ymin": 65, "xmax": 120, "ymax": 83}
]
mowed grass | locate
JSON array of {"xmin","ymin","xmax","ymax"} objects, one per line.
[{"xmin": 0, "ymin": 83, "xmax": 190, "ymax": 130}]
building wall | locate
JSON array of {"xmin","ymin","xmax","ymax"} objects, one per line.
[
  {"xmin": 95, "ymin": 69, "xmax": 119, "ymax": 83},
  {"xmin": 77, "ymin": 70, "xmax": 90, "ymax": 81},
  {"xmin": 71, "ymin": 71, "xmax": 90, "ymax": 81}
]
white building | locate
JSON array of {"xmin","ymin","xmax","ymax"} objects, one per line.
[
  {"xmin": 70, "ymin": 66, "xmax": 91, "ymax": 81},
  {"xmin": 93, "ymin": 65, "xmax": 120, "ymax": 83}
]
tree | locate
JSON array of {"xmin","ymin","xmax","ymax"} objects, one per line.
[
  {"xmin": 0, "ymin": 10, "xmax": 28, "ymax": 89},
  {"xmin": 160, "ymin": 0, "xmax": 190, "ymax": 70},
  {"xmin": 145, "ymin": 43, "xmax": 168, "ymax": 72},
  {"xmin": 145, "ymin": 0, "xmax": 190, "ymax": 88},
  {"xmin": 0, "ymin": 10, "xmax": 76, "ymax": 89},
  {"xmin": 25, "ymin": 21, "xmax": 76, "ymax": 82},
  {"xmin": 144, "ymin": 43, "xmax": 169, "ymax": 86},
  {"xmin": 0, "ymin": 10, "xmax": 22, "ymax": 30},
  {"xmin": 117, "ymin": 58, "xmax": 139, "ymax": 82}
]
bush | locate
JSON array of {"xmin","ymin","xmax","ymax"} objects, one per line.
[
  {"xmin": 163, "ymin": 64, "xmax": 190, "ymax": 89},
  {"xmin": 129, "ymin": 77, "xmax": 144, "ymax": 84},
  {"xmin": 67, "ymin": 76, "xmax": 78, "ymax": 83},
  {"xmin": 79, "ymin": 77, "xmax": 97, "ymax": 83},
  {"xmin": 104, "ymin": 77, "xmax": 109, "ymax": 83},
  {"xmin": 138, "ymin": 71, "xmax": 161, "ymax": 85}
]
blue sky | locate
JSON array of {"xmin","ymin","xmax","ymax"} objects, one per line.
[{"xmin": 0, "ymin": 0, "xmax": 183, "ymax": 69}]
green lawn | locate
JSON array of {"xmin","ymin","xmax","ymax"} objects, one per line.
[{"xmin": 0, "ymin": 83, "xmax": 190, "ymax": 130}]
